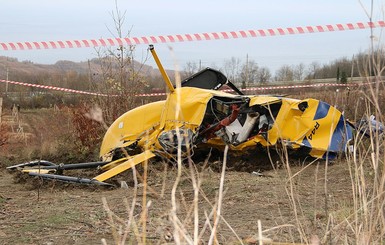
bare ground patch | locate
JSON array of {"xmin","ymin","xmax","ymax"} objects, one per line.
[{"xmin": 1, "ymin": 157, "xmax": 357, "ymax": 244}]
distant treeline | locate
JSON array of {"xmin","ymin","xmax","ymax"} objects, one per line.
[{"xmin": 1, "ymin": 50, "xmax": 383, "ymax": 109}]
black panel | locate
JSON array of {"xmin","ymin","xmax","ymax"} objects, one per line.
[{"xmin": 181, "ymin": 67, "xmax": 244, "ymax": 95}]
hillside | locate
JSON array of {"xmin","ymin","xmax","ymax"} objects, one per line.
[{"xmin": 0, "ymin": 56, "xmax": 164, "ymax": 81}]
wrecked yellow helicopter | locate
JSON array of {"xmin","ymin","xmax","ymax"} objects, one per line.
[{"xmin": 7, "ymin": 45, "xmax": 357, "ymax": 186}]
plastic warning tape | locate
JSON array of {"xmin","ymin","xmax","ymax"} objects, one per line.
[
  {"xmin": 1, "ymin": 21, "xmax": 384, "ymax": 51},
  {"xmin": 139, "ymin": 82, "xmax": 373, "ymax": 96},
  {"xmin": 0, "ymin": 79, "xmax": 109, "ymax": 96},
  {"xmin": 0, "ymin": 79, "xmax": 379, "ymax": 97},
  {"xmin": 242, "ymin": 82, "xmax": 353, "ymax": 91}
]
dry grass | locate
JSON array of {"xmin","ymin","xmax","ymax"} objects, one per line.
[
  {"xmin": 1, "ymin": 69, "xmax": 384, "ymax": 245},
  {"xmin": 95, "ymin": 83, "xmax": 384, "ymax": 244},
  {"xmin": 0, "ymin": 94, "xmax": 383, "ymax": 245}
]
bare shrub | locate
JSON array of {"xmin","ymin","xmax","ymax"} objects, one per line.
[
  {"xmin": 0, "ymin": 122, "xmax": 9, "ymax": 147},
  {"xmin": 70, "ymin": 103, "xmax": 104, "ymax": 152}
]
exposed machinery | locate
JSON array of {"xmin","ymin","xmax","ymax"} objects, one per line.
[{"xmin": 7, "ymin": 45, "xmax": 359, "ymax": 186}]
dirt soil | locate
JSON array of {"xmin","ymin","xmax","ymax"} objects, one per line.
[{"xmin": 0, "ymin": 109, "xmax": 357, "ymax": 244}]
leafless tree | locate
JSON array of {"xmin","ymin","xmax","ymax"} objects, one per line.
[
  {"xmin": 182, "ymin": 61, "xmax": 199, "ymax": 78},
  {"xmin": 257, "ymin": 67, "xmax": 272, "ymax": 84},
  {"xmin": 240, "ymin": 60, "xmax": 259, "ymax": 85},
  {"xmin": 293, "ymin": 63, "xmax": 306, "ymax": 81},
  {"xmin": 307, "ymin": 61, "xmax": 321, "ymax": 79},
  {"xmin": 275, "ymin": 65, "xmax": 294, "ymax": 82},
  {"xmin": 223, "ymin": 57, "xmax": 242, "ymax": 84},
  {"xmin": 90, "ymin": 0, "xmax": 150, "ymax": 124}
]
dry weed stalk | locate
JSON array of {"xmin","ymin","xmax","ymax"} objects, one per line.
[
  {"xmin": 0, "ymin": 122, "xmax": 9, "ymax": 147},
  {"xmin": 99, "ymin": 56, "xmax": 244, "ymax": 245},
  {"xmin": 98, "ymin": 15, "xmax": 384, "ymax": 244}
]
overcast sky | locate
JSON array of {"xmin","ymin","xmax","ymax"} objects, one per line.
[{"xmin": 1, "ymin": 0, "xmax": 384, "ymax": 74}]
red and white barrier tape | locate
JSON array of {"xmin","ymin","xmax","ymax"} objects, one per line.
[
  {"xmin": 1, "ymin": 21, "xmax": 384, "ymax": 51},
  {"xmin": 1, "ymin": 78, "xmax": 379, "ymax": 97},
  {"xmin": 138, "ymin": 82, "xmax": 376, "ymax": 96},
  {"xmin": 0, "ymin": 79, "xmax": 109, "ymax": 96},
  {"xmin": 242, "ymin": 82, "xmax": 354, "ymax": 91}
]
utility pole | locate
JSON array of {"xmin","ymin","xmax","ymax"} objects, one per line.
[
  {"xmin": 350, "ymin": 54, "xmax": 355, "ymax": 83},
  {"xmin": 6, "ymin": 67, "xmax": 9, "ymax": 96},
  {"xmin": 246, "ymin": 54, "xmax": 249, "ymax": 86},
  {"xmin": 0, "ymin": 97, "xmax": 2, "ymax": 124}
]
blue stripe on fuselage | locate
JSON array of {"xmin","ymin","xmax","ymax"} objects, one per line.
[
  {"xmin": 313, "ymin": 101, "xmax": 330, "ymax": 120},
  {"xmin": 322, "ymin": 115, "xmax": 354, "ymax": 159}
]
